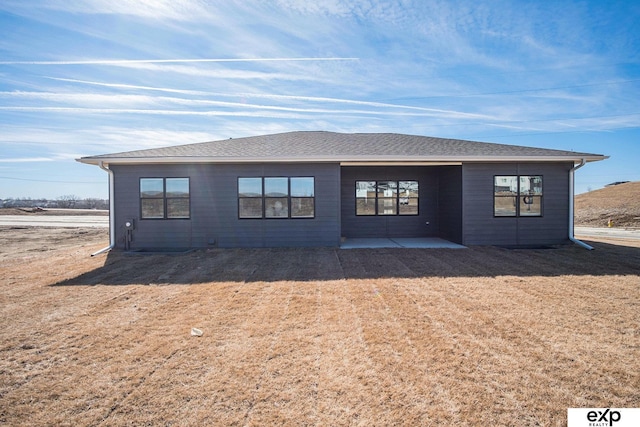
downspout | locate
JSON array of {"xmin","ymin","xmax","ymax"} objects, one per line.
[
  {"xmin": 569, "ymin": 159, "xmax": 594, "ymax": 250},
  {"xmin": 92, "ymin": 161, "xmax": 115, "ymax": 256}
]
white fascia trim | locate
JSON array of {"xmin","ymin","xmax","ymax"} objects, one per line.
[{"xmin": 77, "ymin": 154, "xmax": 608, "ymax": 165}]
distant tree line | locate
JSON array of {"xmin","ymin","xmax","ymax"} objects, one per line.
[{"xmin": 1, "ymin": 195, "xmax": 108, "ymax": 210}]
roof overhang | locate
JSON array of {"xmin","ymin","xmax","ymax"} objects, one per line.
[
  {"xmin": 340, "ymin": 161, "xmax": 463, "ymax": 166},
  {"xmin": 76, "ymin": 154, "xmax": 608, "ymax": 166}
]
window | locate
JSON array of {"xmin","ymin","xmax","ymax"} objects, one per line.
[
  {"xmin": 140, "ymin": 177, "xmax": 190, "ymax": 219},
  {"xmin": 238, "ymin": 177, "xmax": 315, "ymax": 219},
  {"xmin": 399, "ymin": 181, "xmax": 419, "ymax": 215},
  {"xmin": 356, "ymin": 180, "xmax": 419, "ymax": 216},
  {"xmin": 377, "ymin": 181, "xmax": 397, "ymax": 215},
  {"xmin": 290, "ymin": 177, "xmax": 315, "ymax": 218},
  {"xmin": 355, "ymin": 181, "xmax": 376, "ymax": 215},
  {"xmin": 494, "ymin": 175, "xmax": 542, "ymax": 217},
  {"xmin": 238, "ymin": 177, "xmax": 263, "ymax": 218},
  {"xmin": 265, "ymin": 177, "xmax": 289, "ymax": 218}
]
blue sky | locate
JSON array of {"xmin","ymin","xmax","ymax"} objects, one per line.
[{"xmin": 1, "ymin": 0, "xmax": 638, "ymax": 199}]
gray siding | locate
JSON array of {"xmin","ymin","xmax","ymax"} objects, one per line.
[
  {"xmin": 112, "ymin": 164, "xmax": 194, "ymax": 249},
  {"xmin": 340, "ymin": 166, "xmax": 439, "ymax": 238},
  {"xmin": 109, "ymin": 161, "xmax": 572, "ymax": 249},
  {"xmin": 461, "ymin": 162, "xmax": 572, "ymax": 246},
  {"xmin": 437, "ymin": 166, "xmax": 463, "ymax": 244},
  {"xmin": 111, "ymin": 163, "xmax": 341, "ymax": 249}
]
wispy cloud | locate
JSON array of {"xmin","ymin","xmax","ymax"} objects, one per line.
[
  {"xmin": 0, "ymin": 157, "xmax": 55, "ymax": 163},
  {"xmin": 4, "ymin": 80, "xmax": 637, "ymax": 133},
  {"xmin": 1, "ymin": 0, "xmax": 218, "ymax": 22},
  {"xmin": 37, "ymin": 79, "xmax": 500, "ymax": 119},
  {"xmin": 0, "ymin": 105, "xmax": 497, "ymax": 121},
  {"xmin": 105, "ymin": 62, "xmax": 329, "ymax": 81},
  {"xmin": 45, "ymin": 77, "xmax": 210, "ymax": 96},
  {"xmin": 0, "ymin": 106, "xmax": 309, "ymax": 119},
  {"xmin": 0, "ymin": 0, "xmax": 638, "ymax": 198},
  {"xmin": 0, "ymin": 57, "xmax": 358, "ymax": 65},
  {"xmin": 0, "ymin": 126, "xmax": 216, "ymax": 149}
]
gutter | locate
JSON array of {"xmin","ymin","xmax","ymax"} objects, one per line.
[
  {"xmin": 568, "ymin": 159, "xmax": 594, "ymax": 250},
  {"xmin": 91, "ymin": 161, "xmax": 115, "ymax": 256}
]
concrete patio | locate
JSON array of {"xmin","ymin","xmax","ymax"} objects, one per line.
[{"xmin": 340, "ymin": 237, "xmax": 466, "ymax": 249}]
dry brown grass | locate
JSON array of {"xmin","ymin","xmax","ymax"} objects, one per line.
[
  {"xmin": 1, "ymin": 226, "xmax": 639, "ymax": 426},
  {"xmin": 575, "ymin": 181, "xmax": 640, "ymax": 228}
]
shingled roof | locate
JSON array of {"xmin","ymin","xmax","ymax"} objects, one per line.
[{"xmin": 77, "ymin": 131, "xmax": 607, "ymax": 165}]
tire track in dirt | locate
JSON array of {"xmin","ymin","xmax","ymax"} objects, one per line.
[
  {"xmin": 240, "ymin": 249, "xmax": 343, "ymax": 425},
  {"xmin": 470, "ymin": 246, "xmax": 639, "ymax": 369},
  {"xmin": 240, "ymin": 280, "xmax": 296, "ymax": 425},
  {"xmin": 459, "ymin": 247, "xmax": 639, "ymax": 371},
  {"xmin": 0, "ymin": 249, "xmax": 145, "ymax": 408},
  {"xmin": 97, "ymin": 251, "xmax": 284, "ymax": 425},
  {"xmin": 205, "ymin": 283, "xmax": 294, "ymax": 425},
  {"xmin": 1, "ymin": 243, "xmax": 108, "ymax": 317},
  {"xmin": 311, "ymin": 278, "xmax": 386, "ymax": 425},
  {"xmin": 309, "ymin": 250, "xmax": 377, "ymax": 425},
  {"xmin": 3, "ymin": 248, "xmax": 271, "ymax": 425},
  {"xmin": 1, "ymin": 289, "xmax": 188, "ymax": 426},
  {"xmin": 99, "ymin": 248, "xmax": 336, "ymax": 425},
  {"xmin": 340, "ymin": 249, "xmax": 542, "ymax": 422},
  {"xmin": 392, "ymin": 276, "xmax": 544, "ymax": 425},
  {"xmin": 102, "ymin": 250, "xmax": 289, "ymax": 424},
  {"xmin": 395, "ymin": 246, "xmax": 639, "ymax": 409},
  {"xmin": 309, "ymin": 279, "xmax": 323, "ymax": 425},
  {"xmin": 499, "ymin": 275, "xmax": 640, "ymax": 403},
  {"xmin": 338, "ymin": 251, "xmax": 528, "ymax": 419},
  {"xmin": 97, "ymin": 346, "xmax": 182, "ymax": 425},
  {"xmin": 2, "ymin": 229, "xmax": 638, "ymax": 426},
  {"xmin": 235, "ymin": 249, "xmax": 340, "ymax": 425},
  {"xmin": 342, "ymin": 277, "xmax": 465, "ymax": 426},
  {"xmin": 395, "ymin": 272, "xmax": 638, "ymax": 424},
  {"xmin": 0, "ymin": 286, "xmax": 141, "ymax": 399},
  {"xmin": 340, "ymin": 278, "xmax": 400, "ymax": 424},
  {"xmin": 389, "ymin": 250, "xmax": 566, "ymax": 423},
  {"xmin": 113, "ymin": 285, "xmax": 282, "ymax": 425},
  {"xmin": 27, "ymin": 255, "xmax": 199, "ymax": 401},
  {"xmin": 373, "ymin": 278, "xmax": 469, "ymax": 425}
]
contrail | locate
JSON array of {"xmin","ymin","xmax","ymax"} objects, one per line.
[
  {"xmin": 44, "ymin": 77, "xmax": 497, "ymax": 120},
  {"xmin": 47, "ymin": 77, "xmax": 209, "ymax": 95},
  {"xmin": 0, "ymin": 57, "xmax": 359, "ymax": 65}
]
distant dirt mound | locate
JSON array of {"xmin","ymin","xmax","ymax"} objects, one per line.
[
  {"xmin": 0, "ymin": 208, "xmax": 108, "ymax": 216},
  {"xmin": 575, "ymin": 181, "xmax": 640, "ymax": 228},
  {"xmin": 0, "ymin": 208, "xmax": 41, "ymax": 215}
]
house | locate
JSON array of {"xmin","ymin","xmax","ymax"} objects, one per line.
[{"xmin": 77, "ymin": 131, "xmax": 607, "ymax": 251}]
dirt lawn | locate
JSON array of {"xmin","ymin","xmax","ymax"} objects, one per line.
[{"xmin": 1, "ymin": 227, "xmax": 638, "ymax": 426}]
